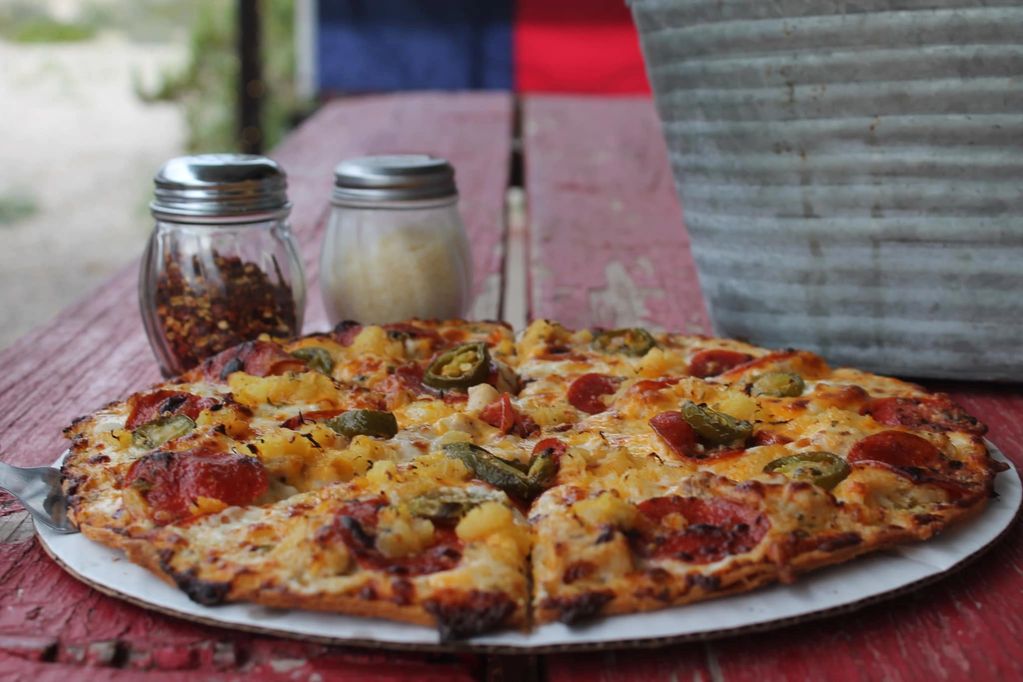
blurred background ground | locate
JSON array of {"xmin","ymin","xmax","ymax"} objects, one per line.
[
  {"xmin": 0, "ymin": 0, "xmax": 300, "ymax": 349},
  {"xmin": 0, "ymin": 1, "xmax": 188, "ymax": 349}
]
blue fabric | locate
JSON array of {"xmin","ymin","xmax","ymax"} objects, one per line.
[{"xmin": 316, "ymin": 0, "xmax": 514, "ymax": 92}]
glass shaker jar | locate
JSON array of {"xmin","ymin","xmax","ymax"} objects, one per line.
[
  {"xmin": 139, "ymin": 154, "xmax": 307, "ymax": 376},
  {"xmin": 320, "ymin": 155, "xmax": 472, "ymax": 326}
]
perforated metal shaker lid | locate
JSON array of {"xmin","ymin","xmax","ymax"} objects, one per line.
[
  {"xmin": 332, "ymin": 155, "xmax": 457, "ymax": 203},
  {"xmin": 150, "ymin": 154, "xmax": 291, "ymax": 222}
]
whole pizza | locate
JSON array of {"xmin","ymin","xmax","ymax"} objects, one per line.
[{"xmin": 61, "ymin": 319, "xmax": 1005, "ymax": 640}]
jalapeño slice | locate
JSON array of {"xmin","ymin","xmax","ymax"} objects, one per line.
[
  {"xmin": 442, "ymin": 442, "xmax": 556, "ymax": 500},
  {"xmin": 132, "ymin": 414, "xmax": 196, "ymax": 450},
  {"xmin": 444, "ymin": 442, "xmax": 532, "ymax": 499},
  {"xmin": 326, "ymin": 409, "xmax": 399, "ymax": 439},
  {"xmin": 591, "ymin": 328, "xmax": 656, "ymax": 357},
  {"xmin": 407, "ymin": 487, "xmax": 494, "ymax": 521},
  {"xmin": 680, "ymin": 401, "xmax": 752, "ymax": 447},
  {"xmin": 423, "ymin": 342, "xmax": 491, "ymax": 391},
  {"xmin": 290, "ymin": 346, "xmax": 335, "ymax": 375},
  {"xmin": 763, "ymin": 452, "xmax": 851, "ymax": 490}
]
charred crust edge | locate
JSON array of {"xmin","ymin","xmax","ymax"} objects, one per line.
[
  {"xmin": 158, "ymin": 550, "xmax": 231, "ymax": 606},
  {"xmin": 541, "ymin": 590, "xmax": 614, "ymax": 625},
  {"xmin": 423, "ymin": 589, "xmax": 515, "ymax": 642}
]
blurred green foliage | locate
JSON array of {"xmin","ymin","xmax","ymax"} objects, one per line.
[
  {"xmin": 136, "ymin": 0, "xmax": 309, "ymax": 152},
  {"xmin": 0, "ymin": 194, "xmax": 39, "ymax": 227},
  {"xmin": 3, "ymin": 17, "xmax": 95, "ymax": 43},
  {"xmin": 0, "ymin": 1, "xmax": 97, "ymax": 44}
]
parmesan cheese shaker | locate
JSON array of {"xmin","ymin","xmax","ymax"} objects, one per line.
[{"xmin": 320, "ymin": 155, "xmax": 472, "ymax": 325}]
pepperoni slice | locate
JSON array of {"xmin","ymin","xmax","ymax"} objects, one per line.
[
  {"xmin": 479, "ymin": 394, "xmax": 540, "ymax": 437},
  {"xmin": 567, "ymin": 374, "xmax": 621, "ymax": 414},
  {"xmin": 687, "ymin": 349, "xmax": 753, "ymax": 378},
  {"xmin": 193, "ymin": 340, "xmax": 306, "ymax": 382},
  {"xmin": 634, "ymin": 496, "xmax": 769, "ymax": 563},
  {"xmin": 125, "ymin": 390, "xmax": 218, "ymax": 430},
  {"xmin": 847, "ymin": 430, "xmax": 945, "ymax": 471},
  {"xmin": 124, "ymin": 448, "xmax": 268, "ymax": 525},
  {"xmin": 861, "ymin": 397, "xmax": 985, "ymax": 435},
  {"xmin": 649, "ymin": 412, "xmax": 699, "ymax": 458},
  {"xmin": 846, "ymin": 430, "xmax": 972, "ymax": 498},
  {"xmin": 333, "ymin": 499, "xmax": 463, "ymax": 576}
]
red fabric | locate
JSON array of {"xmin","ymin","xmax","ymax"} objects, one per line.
[{"xmin": 514, "ymin": 0, "xmax": 651, "ymax": 94}]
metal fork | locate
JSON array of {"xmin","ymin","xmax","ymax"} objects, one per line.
[{"xmin": 0, "ymin": 461, "xmax": 78, "ymax": 533}]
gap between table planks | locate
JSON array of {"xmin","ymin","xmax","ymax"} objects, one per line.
[
  {"xmin": 0, "ymin": 93, "xmax": 512, "ymax": 681},
  {"xmin": 522, "ymin": 95, "xmax": 1023, "ymax": 682}
]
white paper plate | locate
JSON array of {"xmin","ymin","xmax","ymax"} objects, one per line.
[{"xmin": 37, "ymin": 443, "xmax": 1021, "ymax": 653}]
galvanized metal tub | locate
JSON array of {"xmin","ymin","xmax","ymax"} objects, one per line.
[{"xmin": 630, "ymin": 0, "xmax": 1023, "ymax": 380}]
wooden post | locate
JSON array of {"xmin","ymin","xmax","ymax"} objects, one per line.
[{"xmin": 238, "ymin": 0, "xmax": 263, "ymax": 154}]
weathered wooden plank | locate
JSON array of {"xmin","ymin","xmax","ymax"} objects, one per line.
[
  {"xmin": 0, "ymin": 93, "xmax": 512, "ymax": 680},
  {"xmin": 522, "ymin": 95, "xmax": 709, "ymax": 334},
  {"xmin": 545, "ymin": 647, "xmax": 713, "ymax": 682},
  {"xmin": 524, "ymin": 94, "xmax": 1023, "ymax": 682}
]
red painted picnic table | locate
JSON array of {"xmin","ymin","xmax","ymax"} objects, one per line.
[{"xmin": 1, "ymin": 92, "xmax": 1021, "ymax": 681}]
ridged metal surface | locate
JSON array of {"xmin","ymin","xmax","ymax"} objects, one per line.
[{"xmin": 631, "ymin": 0, "xmax": 1023, "ymax": 380}]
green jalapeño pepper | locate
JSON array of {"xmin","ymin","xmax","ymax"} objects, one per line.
[
  {"xmin": 443, "ymin": 442, "xmax": 556, "ymax": 500},
  {"xmin": 591, "ymin": 328, "xmax": 656, "ymax": 357},
  {"xmin": 326, "ymin": 409, "xmax": 399, "ymax": 439},
  {"xmin": 407, "ymin": 487, "xmax": 494, "ymax": 521},
  {"xmin": 680, "ymin": 401, "xmax": 752, "ymax": 447},
  {"xmin": 423, "ymin": 342, "xmax": 491, "ymax": 391},
  {"xmin": 290, "ymin": 346, "xmax": 335, "ymax": 375},
  {"xmin": 132, "ymin": 414, "xmax": 195, "ymax": 450},
  {"xmin": 763, "ymin": 451, "xmax": 850, "ymax": 490},
  {"xmin": 526, "ymin": 449, "xmax": 558, "ymax": 490},
  {"xmin": 444, "ymin": 442, "xmax": 532, "ymax": 499}
]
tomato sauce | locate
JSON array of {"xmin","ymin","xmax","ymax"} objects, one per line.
[{"xmin": 480, "ymin": 394, "xmax": 540, "ymax": 437}]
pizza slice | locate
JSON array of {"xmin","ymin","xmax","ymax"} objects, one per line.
[
  {"xmin": 530, "ymin": 468, "xmax": 899, "ymax": 625},
  {"xmin": 119, "ymin": 453, "xmax": 532, "ymax": 640}
]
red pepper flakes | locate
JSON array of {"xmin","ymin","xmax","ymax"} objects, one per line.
[{"xmin": 154, "ymin": 250, "xmax": 298, "ymax": 371}]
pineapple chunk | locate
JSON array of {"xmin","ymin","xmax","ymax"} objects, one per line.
[
  {"xmin": 376, "ymin": 507, "xmax": 436, "ymax": 559},
  {"xmin": 229, "ymin": 372, "xmax": 341, "ymax": 409},
  {"xmin": 350, "ymin": 325, "xmax": 405, "ymax": 359},
  {"xmin": 637, "ymin": 347, "xmax": 688, "ymax": 378},
  {"xmin": 572, "ymin": 493, "xmax": 638, "ymax": 529},
  {"xmin": 457, "ymin": 502, "xmax": 531, "ymax": 554}
]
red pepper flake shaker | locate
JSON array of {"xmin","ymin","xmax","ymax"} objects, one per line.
[{"xmin": 139, "ymin": 154, "xmax": 307, "ymax": 376}]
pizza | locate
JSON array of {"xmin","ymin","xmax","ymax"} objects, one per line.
[{"xmin": 61, "ymin": 319, "xmax": 1006, "ymax": 641}]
